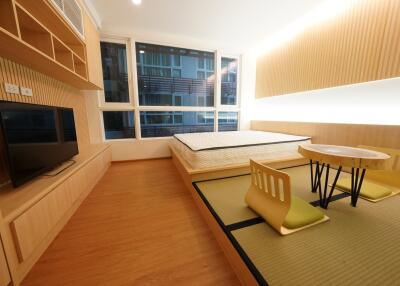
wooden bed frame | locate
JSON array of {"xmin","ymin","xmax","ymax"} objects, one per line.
[{"xmin": 170, "ymin": 145, "xmax": 308, "ymax": 185}]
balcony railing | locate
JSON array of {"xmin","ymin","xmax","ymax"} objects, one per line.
[{"xmin": 138, "ymin": 75, "xmax": 236, "ymax": 96}]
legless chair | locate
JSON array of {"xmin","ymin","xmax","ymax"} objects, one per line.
[
  {"xmin": 335, "ymin": 145, "xmax": 400, "ymax": 202},
  {"xmin": 245, "ymin": 160, "xmax": 329, "ymax": 235}
]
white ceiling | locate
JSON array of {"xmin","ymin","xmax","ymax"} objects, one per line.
[{"xmin": 89, "ymin": 0, "xmax": 322, "ymax": 54}]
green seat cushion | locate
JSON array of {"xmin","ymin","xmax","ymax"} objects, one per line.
[
  {"xmin": 283, "ymin": 196, "xmax": 325, "ymax": 229},
  {"xmin": 336, "ymin": 178, "xmax": 392, "ymax": 200}
]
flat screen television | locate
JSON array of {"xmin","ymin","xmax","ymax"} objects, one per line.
[{"xmin": 0, "ymin": 101, "xmax": 79, "ymax": 187}]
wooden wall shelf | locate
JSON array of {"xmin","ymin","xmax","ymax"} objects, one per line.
[
  {"xmin": 0, "ymin": 0, "xmax": 19, "ymax": 37},
  {"xmin": 0, "ymin": 0, "xmax": 101, "ymax": 90},
  {"xmin": 53, "ymin": 35, "xmax": 74, "ymax": 70},
  {"xmin": 15, "ymin": 0, "xmax": 86, "ymax": 59}
]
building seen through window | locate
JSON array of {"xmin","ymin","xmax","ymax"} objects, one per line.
[{"xmin": 136, "ymin": 43, "xmax": 215, "ymax": 107}]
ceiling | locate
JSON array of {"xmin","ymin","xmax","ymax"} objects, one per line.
[{"xmin": 89, "ymin": 0, "xmax": 322, "ymax": 54}]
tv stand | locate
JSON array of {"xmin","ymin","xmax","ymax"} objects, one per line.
[{"xmin": 0, "ymin": 144, "xmax": 111, "ymax": 286}]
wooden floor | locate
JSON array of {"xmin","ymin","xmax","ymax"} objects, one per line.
[{"xmin": 22, "ymin": 159, "xmax": 240, "ymax": 286}]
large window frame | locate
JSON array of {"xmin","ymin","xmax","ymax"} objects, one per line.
[{"xmin": 98, "ymin": 35, "xmax": 241, "ymax": 141}]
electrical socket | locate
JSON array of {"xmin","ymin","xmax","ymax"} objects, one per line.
[
  {"xmin": 20, "ymin": 87, "xmax": 33, "ymax": 96},
  {"xmin": 4, "ymin": 83, "xmax": 20, "ymax": 94}
]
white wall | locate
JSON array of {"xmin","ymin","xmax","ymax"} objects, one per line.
[{"xmin": 251, "ymin": 77, "xmax": 400, "ymax": 125}]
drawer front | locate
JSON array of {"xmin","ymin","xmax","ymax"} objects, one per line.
[{"xmin": 10, "ymin": 183, "xmax": 70, "ymax": 262}]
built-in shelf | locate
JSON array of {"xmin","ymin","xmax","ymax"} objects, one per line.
[
  {"xmin": 15, "ymin": 0, "xmax": 86, "ymax": 59},
  {"xmin": 0, "ymin": 0, "xmax": 100, "ymax": 90},
  {"xmin": 0, "ymin": 0, "xmax": 19, "ymax": 37},
  {"xmin": 53, "ymin": 35, "xmax": 74, "ymax": 70},
  {"xmin": 16, "ymin": 6, "xmax": 54, "ymax": 59},
  {"xmin": 73, "ymin": 54, "xmax": 87, "ymax": 78}
]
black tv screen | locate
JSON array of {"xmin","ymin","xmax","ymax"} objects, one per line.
[{"xmin": 0, "ymin": 101, "xmax": 79, "ymax": 187}]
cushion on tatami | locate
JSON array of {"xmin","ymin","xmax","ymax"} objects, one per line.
[
  {"xmin": 336, "ymin": 178, "xmax": 392, "ymax": 200},
  {"xmin": 283, "ymin": 196, "xmax": 325, "ymax": 229}
]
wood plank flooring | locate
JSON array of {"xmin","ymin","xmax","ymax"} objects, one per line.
[{"xmin": 22, "ymin": 159, "xmax": 240, "ymax": 286}]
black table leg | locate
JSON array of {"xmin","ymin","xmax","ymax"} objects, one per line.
[
  {"xmin": 309, "ymin": 161, "xmax": 342, "ymax": 209},
  {"xmin": 350, "ymin": 168, "xmax": 366, "ymax": 207}
]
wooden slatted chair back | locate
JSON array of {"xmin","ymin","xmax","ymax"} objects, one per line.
[{"xmin": 245, "ymin": 159, "xmax": 291, "ymax": 232}]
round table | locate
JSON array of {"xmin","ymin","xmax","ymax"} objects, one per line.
[{"xmin": 298, "ymin": 144, "xmax": 390, "ymax": 208}]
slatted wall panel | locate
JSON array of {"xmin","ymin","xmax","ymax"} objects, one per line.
[
  {"xmin": 0, "ymin": 56, "xmax": 91, "ymax": 184},
  {"xmin": 256, "ymin": 0, "xmax": 400, "ymax": 98}
]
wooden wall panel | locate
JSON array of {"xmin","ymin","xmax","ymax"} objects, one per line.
[
  {"xmin": 0, "ymin": 56, "xmax": 91, "ymax": 184},
  {"xmin": 251, "ymin": 120, "xmax": 400, "ymax": 149},
  {"xmin": 256, "ymin": 0, "xmax": 400, "ymax": 98}
]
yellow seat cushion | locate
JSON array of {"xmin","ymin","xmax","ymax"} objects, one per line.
[
  {"xmin": 283, "ymin": 196, "xmax": 325, "ymax": 229},
  {"xmin": 336, "ymin": 178, "xmax": 392, "ymax": 200}
]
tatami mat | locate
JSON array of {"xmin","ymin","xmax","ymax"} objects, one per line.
[
  {"xmin": 196, "ymin": 165, "xmax": 351, "ymax": 226},
  {"xmin": 232, "ymin": 196, "xmax": 400, "ymax": 286},
  {"xmin": 194, "ymin": 164, "xmax": 400, "ymax": 285},
  {"xmin": 196, "ymin": 175, "xmax": 257, "ymax": 225}
]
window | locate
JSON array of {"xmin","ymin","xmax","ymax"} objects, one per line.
[
  {"xmin": 136, "ymin": 42, "xmax": 215, "ymax": 107},
  {"xmin": 218, "ymin": 112, "xmax": 238, "ymax": 131},
  {"xmin": 100, "ymin": 38, "xmax": 241, "ymax": 140},
  {"xmin": 100, "ymin": 42, "xmax": 130, "ymax": 103},
  {"xmin": 140, "ymin": 111, "xmax": 214, "ymax": 138},
  {"xmin": 103, "ymin": 111, "xmax": 135, "ymax": 139},
  {"xmin": 221, "ymin": 57, "xmax": 238, "ymax": 105}
]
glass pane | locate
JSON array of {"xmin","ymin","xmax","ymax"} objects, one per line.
[
  {"xmin": 100, "ymin": 42, "xmax": 130, "ymax": 103},
  {"xmin": 136, "ymin": 42, "xmax": 215, "ymax": 107},
  {"xmin": 103, "ymin": 111, "xmax": 135, "ymax": 139},
  {"xmin": 221, "ymin": 57, "xmax": 238, "ymax": 105},
  {"xmin": 140, "ymin": 111, "xmax": 214, "ymax": 138},
  {"xmin": 218, "ymin": 112, "xmax": 238, "ymax": 131}
]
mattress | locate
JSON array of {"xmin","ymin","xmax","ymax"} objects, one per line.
[{"xmin": 171, "ymin": 131, "xmax": 311, "ymax": 169}]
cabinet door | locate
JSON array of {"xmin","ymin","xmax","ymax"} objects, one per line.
[
  {"xmin": 84, "ymin": 11, "xmax": 103, "ymax": 88},
  {"xmin": 0, "ymin": 239, "xmax": 11, "ymax": 286}
]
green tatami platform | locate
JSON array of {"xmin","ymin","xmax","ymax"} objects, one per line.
[{"xmin": 194, "ymin": 165, "xmax": 400, "ymax": 286}]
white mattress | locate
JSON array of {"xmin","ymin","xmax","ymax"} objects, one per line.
[{"xmin": 171, "ymin": 131, "xmax": 311, "ymax": 169}]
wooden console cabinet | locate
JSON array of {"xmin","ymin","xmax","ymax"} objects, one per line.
[
  {"xmin": 0, "ymin": 144, "xmax": 111, "ymax": 285},
  {"xmin": 0, "ymin": 233, "xmax": 11, "ymax": 286}
]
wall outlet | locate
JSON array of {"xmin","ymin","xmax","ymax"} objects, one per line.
[
  {"xmin": 4, "ymin": 83, "xmax": 20, "ymax": 94},
  {"xmin": 20, "ymin": 87, "xmax": 33, "ymax": 96}
]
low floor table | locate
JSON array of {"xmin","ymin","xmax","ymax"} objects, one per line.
[{"xmin": 298, "ymin": 144, "xmax": 390, "ymax": 208}]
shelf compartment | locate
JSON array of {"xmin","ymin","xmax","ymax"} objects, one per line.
[
  {"xmin": 15, "ymin": 0, "xmax": 86, "ymax": 59},
  {"xmin": 0, "ymin": 0, "xmax": 19, "ymax": 36},
  {"xmin": 16, "ymin": 6, "xmax": 54, "ymax": 59},
  {"xmin": 73, "ymin": 54, "xmax": 87, "ymax": 79},
  {"xmin": 53, "ymin": 35, "xmax": 74, "ymax": 70}
]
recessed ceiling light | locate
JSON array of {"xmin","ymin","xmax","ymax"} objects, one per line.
[
  {"xmin": 132, "ymin": 0, "xmax": 142, "ymax": 5},
  {"xmin": 139, "ymin": 50, "xmax": 145, "ymax": 54}
]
